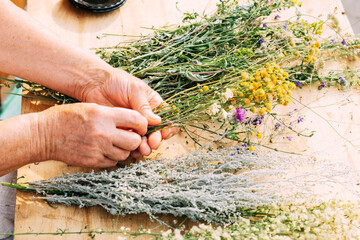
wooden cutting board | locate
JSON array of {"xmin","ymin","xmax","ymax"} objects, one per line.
[{"xmin": 14, "ymin": 0, "xmax": 360, "ymax": 239}]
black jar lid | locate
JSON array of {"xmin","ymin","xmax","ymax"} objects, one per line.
[{"xmin": 68, "ymin": 0, "xmax": 127, "ymax": 13}]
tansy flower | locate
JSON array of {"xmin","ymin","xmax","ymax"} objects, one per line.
[
  {"xmin": 203, "ymin": 86, "xmax": 209, "ymax": 91},
  {"xmin": 243, "ymin": 98, "xmax": 251, "ymax": 106},
  {"xmin": 258, "ymin": 108, "xmax": 266, "ymax": 115},
  {"xmin": 249, "ymin": 145, "xmax": 255, "ymax": 151},
  {"xmin": 241, "ymin": 72, "xmax": 249, "ymax": 79},
  {"xmin": 257, "ymin": 132, "xmax": 263, "ymax": 139}
]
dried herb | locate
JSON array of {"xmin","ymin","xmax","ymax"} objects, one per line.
[{"xmin": 4, "ymin": 146, "xmax": 357, "ymax": 226}]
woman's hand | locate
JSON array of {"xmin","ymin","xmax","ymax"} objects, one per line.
[
  {"xmin": 37, "ymin": 103, "xmax": 147, "ymax": 168},
  {"xmin": 81, "ymin": 68, "xmax": 177, "ymax": 156},
  {"xmin": 0, "ymin": 1, "xmax": 176, "ymax": 159}
]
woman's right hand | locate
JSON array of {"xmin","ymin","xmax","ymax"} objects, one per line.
[{"xmin": 36, "ymin": 103, "xmax": 148, "ymax": 168}]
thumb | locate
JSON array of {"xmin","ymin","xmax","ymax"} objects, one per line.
[{"xmin": 131, "ymin": 94, "xmax": 161, "ymax": 126}]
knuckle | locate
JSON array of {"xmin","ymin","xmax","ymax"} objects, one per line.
[
  {"xmin": 128, "ymin": 133, "xmax": 142, "ymax": 150},
  {"xmin": 128, "ymin": 111, "xmax": 147, "ymax": 129},
  {"xmin": 85, "ymin": 103, "xmax": 102, "ymax": 118}
]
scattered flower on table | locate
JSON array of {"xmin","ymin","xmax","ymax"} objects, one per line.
[
  {"xmin": 339, "ymin": 76, "xmax": 346, "ymax": 85},
  {"xmin": 274, "ymin": 122, "xmax": 281, "ymax": 131}
]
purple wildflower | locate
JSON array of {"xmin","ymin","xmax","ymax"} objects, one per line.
[
  {"xmin": 295, "ymin": 81, "xmax": 302, "ymax": 87},
  {"xmin": 339, "ymin": 76, "xmax": 346, "ymax": 85},
  {"xmin": 234, "ymin": 107, "xmax": 246, "ymax": 123},
  {"xmin": 288, "ymin": 108, "xmax": 298, "ymax": 116},
  {"xmin": 251, "ymin": 115, "xmax": 264, "ymax": 126},
  {"xmin": 274, "ymin": 122, "xmax": 281, "ymax": 131},
  {"xmin": 194, "ymin": 61, "xmax": 198, "ymax": 65},
  {"xmin": 283, "ymin": 24, "xmax": 288, "ymax": 31},
  {"xmin": 286, "ymin": 136, "xmax": 293, "ymax": 141},
  {"xmin": 242, "ymin": 143, "xmax": 248, "ymax": 148},
  {"xmin": 297, "ymin": 116, "xmax": 305, "ymax": 123},
  {"xmin": 274, "ymin": 14, "xmax": 281, "ymax": 20},
  {"xmin": 341, "ymin": 39, "xmax": 346, "ymax": 45},
  {"xmin": 259, "ymin": 39, "xmax": 264, "ymax": 45},
  {"xmin": 319, "ymin": 81, "xmax": 327, "ymax": 89},
  {"xmin": 262, "ymin": 23, "xmax": 268, "ymax": 28},
  {"xmin": 330, "ymin": 39, "xmax": 336, "ymax": 44}
]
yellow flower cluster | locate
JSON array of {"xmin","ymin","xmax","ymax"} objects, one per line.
[
  {"xmin": 234, "ymin": 63, "xmax": 296, "ymax": 114},
  {"xmin": 305, "ymin": 40, "xmax": 320, "ymax": 63}
]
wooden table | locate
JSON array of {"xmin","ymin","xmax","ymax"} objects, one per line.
[{"xmin": 15, "ymin": 0, "xmax": 360, "ymax": 239}]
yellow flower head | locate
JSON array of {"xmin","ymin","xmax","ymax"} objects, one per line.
[
  {"xmin": 249, "ymin": 145, "xmax": 255, "ymax": 151},
  {"xmin": 243, "ymin": 98, "xmax": 251, "ymax": 106},
  {"xmin": 256, "ymin": 88, "xmax": 266, "ymax": 97},
  {"xmin": 241, "ymin": 72, "xmax": 249, "ymax": 80},
  {"xmin": 282, "ymin": 72, "xmax": 289, "ymax": 79},
  {"xmin": 265, "ymin": 102, "xmax": 272, "ymax": 109},
  {"xmin": 258, "ymin": 108, "xmax": 266, "ymax": 115},
  {"xmin": 257, "ymin": 132, "xmax": 263, "ymax": 139},
  {"xmin": 203, "ymin": 85, "xmax": 209, "ymax": 91}
]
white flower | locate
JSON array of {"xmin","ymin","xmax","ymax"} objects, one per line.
[
  {"xmin": 209, "ymin": 103, "xmax": 221, "ymax": 115},
  {"xmin": 174, "ymin": 229, "xmax": 183, "ymax": 240},
  {"xmin": 221, "ymin": 88, "xmax": 234, "ymax": 102},
  {"xmin": 162, "ymin": 229, "xmax": 172, "ymax": 237},
  {"xmin": 221, "ymin": 109, "xmax": 228, "ymax": 120}
]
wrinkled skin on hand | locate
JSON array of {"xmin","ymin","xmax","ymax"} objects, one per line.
[
  {"xmin": 37, "ymin": 103, "xmax": 148, "ymax": 168},
  {"xmin": 82, "ymin": 68, "xmax": 177, "ymax": 157}
]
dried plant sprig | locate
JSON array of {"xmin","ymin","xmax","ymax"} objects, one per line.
[{"xmin": 4, "ymin": 146, "xmax": 359, "ymax": 226}]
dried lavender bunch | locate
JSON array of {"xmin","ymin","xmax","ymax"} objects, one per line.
[{"xmin": 4, "ymin": 146, "xmax": 358, "ymax": 226}]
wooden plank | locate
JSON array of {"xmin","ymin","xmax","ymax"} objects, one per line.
[{"xmin": 14, "ymin": 0, "xmax": 360, "ymax": 239}]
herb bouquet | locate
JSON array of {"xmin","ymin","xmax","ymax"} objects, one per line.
[{"xmin": 4, "ymin": 0, "xmax": 360, "ymax": 151}]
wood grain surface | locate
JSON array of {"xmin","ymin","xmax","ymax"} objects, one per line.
[{"xmin": 15, "ymin": 0, "xmax": 360, "ymax": 239}]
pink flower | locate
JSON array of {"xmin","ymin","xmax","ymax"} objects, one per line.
[{"xmin": 234, "ymin": 107, "xmax": 246, "ymax": 122}]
